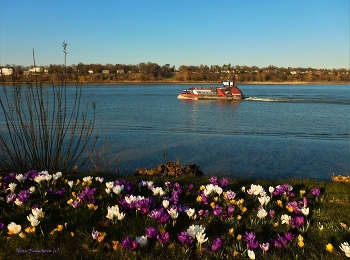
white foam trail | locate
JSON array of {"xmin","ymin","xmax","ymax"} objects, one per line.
[{"xmin": 244, "ymin": 97, "xmax": 280, "ymax": 102}]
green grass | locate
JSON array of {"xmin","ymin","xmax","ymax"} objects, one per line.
[{"xmin": 0, "ymin": 171, "xmax": 349, "ymax": 260}]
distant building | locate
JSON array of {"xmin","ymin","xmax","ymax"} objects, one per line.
[
  {"xmin": 0, "ymin": 67, "xmax": 14, "ymax": 75},
  {"xmin": 23, "ymin": 67, "xmax": 48, "ymax": 75},
  {"xmin": 116, "ymin": 70, "xmax": 124, "ymax": 74},
  {"xmin": 88, "ymin": 69, "xmax": 94, "ymax": 74},
  {"xmin": 102, "ymin": 70, "xmax": 110, "ymax": 74}
]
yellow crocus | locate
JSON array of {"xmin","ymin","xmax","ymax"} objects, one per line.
[
  {"xmin": 87, "ymin": 204, "xmax": 98, "ymax": 210},
  {"xmin": 298, "ymin": 235, "xmax": 304, "ymax": 242},
  {"xmin": 237, "ymin": 215, "xmax": 242, "ymax": 220},
  {"xmin": 241, "ymin": 207, "xmax": 247, "ymax": 213},
  {"xmin": 277, "ymin": 200, "xmax": 283, "ymax": 207},
  {"xmin": 196, "ymin": 195, "xmax": 202, "ymax": 202},
  {"xmin": 286, "ymin": 205, "xmax": 294, "ymax": 212},
  {"xmin": 326, "ymin": 243, "xmax": 333, "ymax": 253},
  {"xmin": 298, "ymin": 240, "xmax": 304, "ymax": 248},
  {"xmin": 97, "ymin": 232, "xmax": 106, "ymax": 242},
  {"xmin": 210, "ymin": 202, "xmax": 216, "ymax": 209},
  {"xmin": 300, "ymin": 190, "xmax": 306, "ymax": 195},
  {"xmin": 228, "ymin": 228, "xmax": 234, "ymax": 236},
  {"xmin": 112, "ymin": 240, "xmax": 119, "ymax": 251},
  {"xmin": 200, "ymin": 185, "xmax": 205, "ymax": 191},
  {"xmin": 25, "ymin": 227, "xmax": 36, "ymax": 234},
  {"xmin": 236, "ymin": 234, "xmax": 242, "ymax": 240}
]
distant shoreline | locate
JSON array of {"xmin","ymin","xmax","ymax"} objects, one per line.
[{"xmin": 3, "ymin": 80, "xmax": 349, "ymax": 86}]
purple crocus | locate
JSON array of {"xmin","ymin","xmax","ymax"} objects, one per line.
[
  {"xmin": 260, "ymin": 242, "xmax": 269, "ymax": 252},
  {"xmin": 17, "ymin": 190, "xmax": 30, "ymax": 203},
  {"xmin": 292, "ymin": 216, "xmax": 305, "ymax": 228},
  {"xmin": 209, "ymin": 176, "xmax": 218, "ymax": 185},
  {"xmin": 77, "ymin": 187, "xmax": 96, "ymax": 204},
  {"xmin": 277, "ymin": 236, "xmax": 288, "ymax": 247},
  {"xmin": 178, "ymin": 231, "xmax": 194, "ymax": 246},
  {"xmin": 225, "ymin": 190, "xmax": 236, "ymax": 200},
  {"xmin": 269, "ymin": 209, "xmax": 275, "ymax": 219},
  {"xmin": 0, "ymin": 222, "xmax": 5, "ymax": 231},
  {"xmin": 244, "ymin": 231, "xmax": 259, "ymax": 249},
  {"xmin": 302, "ymin": 196, "xmax": 308, "ymax": 208},
  {"xmin": 287, "ymin": 201, "xmax": 301, "ymax": 214},
  {"xmin": 270, "ymin": 238, "xmax": 283, "ymax": 248},
  {"xmin": 219, "ymin": 178, "xmax": 229, "ymax": 189},
  {"xmin": 121, "ymin": 237, "xmax": 139, "ymax": 251},
  {"xmin": 213, "ymin": 205, "xmax": 223, "ymax": 216},
  {"xmin": 311, "ymin": 188, "xmax": 321, "ymax": 197},
  {"xmin": 187, "ymin": 184, "xmax": 194, "ymax": 192},
  {"xmin": 157, "ymin": 232, "xmax": 170, "ymax": 244},
  {"xmin": 149, "ymin": 208, "xmax": 170, "ymax": 224},
  {"xmin": 227, "ymin": 205, "xmax": 235, "ymax": 216},
  {"xmin": 92, "ymin": 231, "xmax": 99, "ymax": 240},
  {"xmin": 211, "ymin": 237, "xmax": 222, "ymax": 251},
  {"xmin": 284, "ymin": 231, "xmax": 294, "ymax": 242},
  {"xmin": 7, "ymin": 194, "xmax": 16, "ymax": 203},
  {"xmin": 71, "ymin": 201, "xmax": 80, "ymax": 209},
  {"xmin": 145, "ymin": 226, "xmax": 158, "ymax": 239}
]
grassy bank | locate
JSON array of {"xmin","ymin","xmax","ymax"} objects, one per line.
[{"xmin": 1, "ymin": 171, "xmax": 350, "ymax": 259}]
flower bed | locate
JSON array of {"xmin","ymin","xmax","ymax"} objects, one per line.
[{"xmin": 0, "ymin": 171, "xmax": 349, "ymax": 259}]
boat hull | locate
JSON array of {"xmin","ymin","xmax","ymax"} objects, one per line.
[
  {"xmin": 177, "ymin": 94, "xmax": 242, "ymax": 100},
  {"xmin": 177, "ymin": 81, "xmax": 243, "ymax": 101}
]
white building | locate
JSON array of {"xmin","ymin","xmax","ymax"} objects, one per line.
[{"xmin": 0, "ymin": 67, "xmax": 14, "ymax": 75}]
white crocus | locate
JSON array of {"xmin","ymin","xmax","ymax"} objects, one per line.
[
  {"xmin": 29, "ymin": 186, "xmax": 36, "ymax": 193},
  {"xmin": 52, "ymin": 172, "xmax": 62, "ymax": 181},
  {"xmin": 340, "ymin": 242, "xmax": 350, "ymax": 257},
  {"xmin": 8, "ymin": 183, "xmax": 17, "ymax": 193},
  {"xmin": 281, "ymin": 214, "xmax": 291, "ymax": 225},
  {"xmin": 112, "ymin": 185, "xmax": 124, "ymax": 195},
  {"xmin": 247, "ymin": 249, "xmax": 256, "ymax": 259},
  {"xmin": 258, "ymin": 195, "xmax": 271, "ymax": 206},
  {"xmin": 257, "ymin": 207, "xmax": 268, "ymax": 219},
  {"xmin": 247, "ymin": 184, "xmax": 266, "ymax": 196},
  {"xmin": 301, "ymin": 207, "xmax": 309, "ymax": 216},
  {"xmin": 214, "ymin": 186, "xmax": 223, "ymax": 196},
  {"xmin": 27, "ymin": 214, "xmax": 40, "ymax": 227},
  {"xmin": 186, "ymin": 208, "xmax": 196, "ymax": 219},
  {"xmin": 14, "ymin": 198, "xmax": 23, "ymax": 206},
  {"xmin": 106, "ymin": 182, "xmax": 114, "ymax": 189},
  {"xmin": 136, "ymin": 235, "xmax": 148, "ymax": 246},
  {"xmin": 7, "ymin": 222, "xmax": 21, "ymax": 235},
  {"xmin": 168, "ymin": 208, "xmax": 179, "ymax": 220},
  {"xmin": 16, "ymin": 174, "xmax": 27, "ymax": 182},
  {"xmin": 68, "ymin": 181, "xmax": 74, "ymax": 188},
  {"xmin": 32, "ymin": 207, "xmax": 43, "ymax": 218},
  {"xmin": 117, "ymin": 212, "xmax": 125, "ymax": 220},
  {"xmin": 268, "ymin": 186, "xmax": 274, "ymax": 194},
  {"xmin": 195, "ymin": 231, "xmax": 208, "ymax": 247},
  {"xmin": 83, "ymin": 176, "xmax": 92, "ymax": 183},
  {"xmin": 152, "ymin": 187, "xmax": 165, "ymax": 196},
  {"xmin": 162, "ymin": 199, "xmax": 169, "ymax": 209}
]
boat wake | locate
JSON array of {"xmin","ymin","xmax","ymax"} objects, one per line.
[
  {"xmin": 244, "ymin": 96, "xmax": 350, "ymax": 105},
  {"xmin": 244, "ymin": 97, "xmax": 289, "ymax": 102}
]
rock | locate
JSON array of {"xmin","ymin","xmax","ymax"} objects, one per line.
[{"xmin": 135, "ymin": 161, "xmax": 204, "ymax": 177}]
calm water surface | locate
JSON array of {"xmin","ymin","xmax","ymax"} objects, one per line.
[{"xmin": 79, "ymin": 83, "xmax": 349, "ymax": 180}]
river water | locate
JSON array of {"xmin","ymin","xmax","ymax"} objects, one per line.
[{"xmin": 77, "ymin": 83, "xmax": 349, "ymax": 180}]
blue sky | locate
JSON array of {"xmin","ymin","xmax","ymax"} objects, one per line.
[{"xmin": 0, "ymin": 0, "xmax": 349, "ymax": 69}]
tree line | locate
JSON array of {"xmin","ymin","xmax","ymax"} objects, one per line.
[{"xmin": 2, "ymin": 62, "xmax": 349, "ymax": 83}]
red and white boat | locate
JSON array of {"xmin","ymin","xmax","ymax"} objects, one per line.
[{"xmin": 177, "ymin": 81, "xmax": 243, "ymax": 100}]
